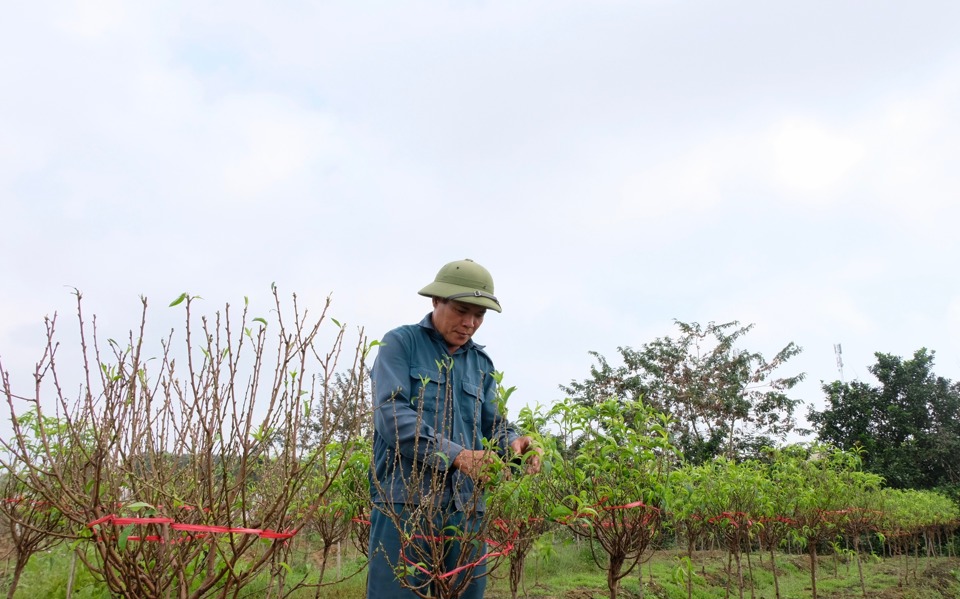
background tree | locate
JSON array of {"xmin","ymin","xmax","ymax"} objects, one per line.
[
  {"xmin": 563, "ymin": 320, "xmax": 804, "ymax": 463},
  {"xmin": 809, "ymin": 348, "xmax": 960, "ymax": 489},
  {"xmin": 302, "ymin": 369, "xmax": 372, "ymax": 447}
]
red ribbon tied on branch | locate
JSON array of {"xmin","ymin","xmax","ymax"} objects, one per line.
[{"xmin": 87, "ymin": 514, "xmax": 295, "ymax": 543}]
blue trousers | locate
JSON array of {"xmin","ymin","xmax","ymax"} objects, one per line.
[{"xmin": 366, "ymin": 504, "xmax": 487, "ymax": 599}]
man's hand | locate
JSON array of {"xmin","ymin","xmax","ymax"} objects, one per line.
[
  {"xmin": 452, "ymin": 449, "xmax": 499, "ymax": 481},
  {"xmin": 509, "ymin": 436, "xmax": 543, "ymax": 475}
]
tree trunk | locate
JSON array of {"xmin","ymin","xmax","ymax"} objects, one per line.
[
  {"xmin": 853, "ymin": 536, "xmax": 866, "ymax": 599},
  {"xmin": 733, "ymin": 549, "xmax": 744, "ymax": 599},
  {"xmin": 510, "ymin": 553, "xmax": 523, "ymax": 599},
  {"xmin": 900, "ymin": 539, "xmax": 907, "ymax": 585},
  {"xmin": 66, "ymin": 549, "xmax": 78, "ymax": 599},
  {"xmin": 745, "ymin": 543, "xmax": 755, "ymax": 599},
  {"xmin": 6, "ymin": 556, "xmax": 28, "ymax": 599},
  {"xmin": 724, "ymin": 551, "xmax": 733, "ymax": 599},
  {"xmin": 809, "ymin": 545, "xmax": 819, "ymax": 599},
  {"xmin": 607, "ymin": 554, "xmax": 624, "ymax": 599},
  {"xmin": 318, "ymin": 542, "xmax": 332, "ymax": 584},
  {"xmin": 769, "ymin": 543, "xmax": 781, "ymax": 599}
]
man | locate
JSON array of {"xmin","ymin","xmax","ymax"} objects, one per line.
[{"xmin": 367, "ymin": 258, "xmax": 540, "ymax": 599}]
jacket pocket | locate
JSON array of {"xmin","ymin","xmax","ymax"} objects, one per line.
[
  {"xmin": 458, "ymin": 378, "xmax": 484, "ymax": 425},
  {"xmin": 410, "ymin": 366, "xmax": 446, "ymax": 412}
]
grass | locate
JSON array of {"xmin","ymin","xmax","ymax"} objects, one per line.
[
  {"xmin": 482, "ymin": 540, "xmax": 960, "ymax": 599},
  {"xmin": 3, "ymin": 538, "xmax": 960, "ymax": 598}
]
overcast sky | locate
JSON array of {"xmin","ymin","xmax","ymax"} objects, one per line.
[{"xmin": 2, "ymin": 1, "xmax": 959, "ymax": 439}]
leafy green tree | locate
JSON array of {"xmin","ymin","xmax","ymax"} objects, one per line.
[
  {"xmin": 772, "ymin": 444, "xmax": 854, "ymax": 599},
  {"xmin": 294, "ymin": 441, "xmax": 370, "ymax": 584},
  {"xmin": 877, "ymin": 488, "xmax": 959, "ymax": 584},
  {"xmin": 752, "ymin": 452, "xmax": 796, "ymax": 599},
  {"xmin": 563, "ymin": 320, "xmax": 804, "ymax": 463},
  {"xmin": 547, "ymin": 397, "xmax": 678, "ymax": 599},
  {"xmin": 665, "ymin": 464, "xmax": 713, "ymax": 599},
  {"xmin": 335, "ymin": 438, "xmax": 373, "ymax": 557},
  {"xmin": 487, "ymin": 464, "xmax": 553, "ymax": 599},
  {"xmin": 487, "ymin": 403, "xmax": 554, "ymax": 599},
  {"xmin": 700, "ymin": 458, "xmax": 765, "ymax": 599},
  {"xmin": 809, "ymin": 348, "xmax": 960, "ymax": 489}
]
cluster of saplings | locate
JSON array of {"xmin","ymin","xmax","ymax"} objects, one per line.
[
  {"xmin": 0, "ymin": 292, "xmax": 376, "ymax": 599},
  {"xmin": 0, "ymin": 296, "xmax": 957, "ymax": 599},
  {"xmin": 475, "ymin": 399, "xmax": 960, "ymax": 599}
]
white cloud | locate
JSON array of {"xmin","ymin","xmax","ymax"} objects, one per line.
[
  {"xmin": 946, "ymin": 297, "xmax": 960, "ymax": 339},
  {"xmin": 4, "ymin": 1, "xmax": 960, "ymax": 440},
  {"xmin": 615, "ymin": 138, "xmax": 734, "ymax": 219},
  {"xmin": 611, "ymin": 116, "xmax": 869, "ymax": 223},
  {"xmin": 216, "ymin": 96, "xmax": 334, "ymax": 200},
  {"xmin": 705, "ymin": 281, "xmax": 876, "ymax": 344},
  {"xmin": 814, "ymin": 293, "xmax": 876, "ymax": 335},
  {"xmin": 55, "ymin": 0, "xmax": 129, "ymax": 38},
  {"xmin": 610, "ymin": 63, "xmax": 960, "ymax": 231},
  {"xmin": 858, "ymin": 69, "xmax": 960, "ymax": 234},
  {"xmin": 771, "ymin": 119, "xmax": 865, "ymax": 196}
]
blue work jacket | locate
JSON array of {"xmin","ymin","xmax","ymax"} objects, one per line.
[{"xmin": 370, "ymin": 313, "xmax": 518, "ymax": 512}]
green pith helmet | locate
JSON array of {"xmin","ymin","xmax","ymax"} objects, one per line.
[{"xmin": 418, "ymin": 258, "xmax": 502, "ymax": 313}]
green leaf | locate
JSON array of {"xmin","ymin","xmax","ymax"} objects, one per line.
[
  {"xmin": 253, "ymin": 317, "xmax": 267, "ymax": 326},
  {"xmin": 118, "ymin": 525, "xmax": 133, "ymax": 551},
  {"xmin": 168, "ymin": 292, "xmax": 188, "ymax": 307},
  {"xmin": 434, "ymin": 451, "xmax": 451, "ymax": 468},
  {"xmin": 332, "ymin": 318, "xmax": 342, "ymax": 328},
  {"xmin": 126, "ymin": 502, "xmax": 156, "ymax": 515}
]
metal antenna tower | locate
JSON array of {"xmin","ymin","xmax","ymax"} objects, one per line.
[{"xmin": 833, "ymin": 343, "xmax": 844, "ymax": 382}]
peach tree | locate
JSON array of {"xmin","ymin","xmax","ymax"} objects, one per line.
[{"xmin": 547, "ymin": 397, "xmax": 678, "ymax": 599}]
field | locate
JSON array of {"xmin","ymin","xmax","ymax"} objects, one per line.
[
  {"xmin": 5, "ymin": 535, "xmax": 959, "ymax": 599},
  {"xmin": 484, "ymin": 547, "xmax": 960, "ymax": 599}
]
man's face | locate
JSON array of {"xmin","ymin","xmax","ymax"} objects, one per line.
[{"xmin": 431, "ymin": 298, "xmax": 486, "ymax": 352}]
